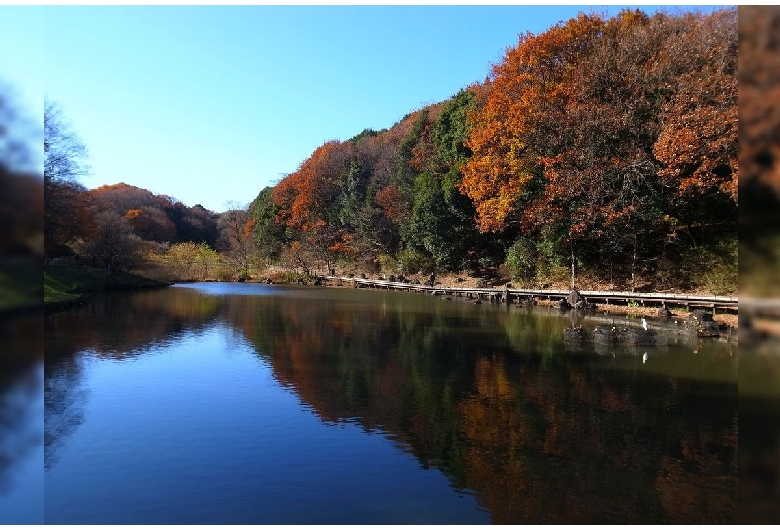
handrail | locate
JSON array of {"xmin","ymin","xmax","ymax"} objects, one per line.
[
  {"xmin": 324, "ymin": 276, "xmax": 738, "ymax": 307},
  {"xmin": 740, "ymin": 297, "xmax": 780, "ymax": 315}
]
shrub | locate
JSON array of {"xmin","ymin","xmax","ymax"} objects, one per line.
[
  {"xmin": 377, "ymin": 254, "xmax": 399, "ymax": 274},
  {"xmin": 397, "ymin": 248, "xmax": 435, "ymax": 275},
  {"xmin": 505, "ymin": 238, "xmax": 537, "ymax": 282},
  {"xmin": 697, "ymin": 236, "xmax": 738, "ymax": 295}
]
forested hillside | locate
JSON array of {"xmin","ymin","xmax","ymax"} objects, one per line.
[
  {"xmin": 44, "ymin": 8, "xmax": 738, "ymax": 294},
  {"xmin": 254, "ymin": 8, "xmax": 737, "ymax": 293}
]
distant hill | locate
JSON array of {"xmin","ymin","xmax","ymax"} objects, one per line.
[{"xmin": 88, "ymin": 183, "xmax": 220, "ymax": 247}]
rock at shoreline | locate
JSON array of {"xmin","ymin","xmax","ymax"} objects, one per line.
[
  {"xmin": 688, "ymin": 309, "xmax": 720, "ymax": 337},
  {"xmin": 565, "ymin": 326, "xmax": 668, "ymax": 346},
  {"xmin": 555, "ymin": 298, "xmax": 572, "ymax": 310},
  {"xmin": 575, "ymin": 299, "xmax": 597, "ymax": 312},
  {"xmin": 567, "ymin": 289, "xmax": 581, "ymax": 306}
]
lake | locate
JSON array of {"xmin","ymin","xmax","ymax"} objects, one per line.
[
  {"xmin": 0, "ymin": 313, "xmax": 44, "ymax": 524},
  {"xmin": 41, "ymin": 282, "xmax": 738, "ymax": 524}
]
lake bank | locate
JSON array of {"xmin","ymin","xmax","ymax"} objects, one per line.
[
  {"xmin": 298, "ymin": 272, "xmax": 739, "ymax": 331},
  {"xmin": 43, "ymin": 263, "xmax": 171, "ymax": 312},
  {"xmin": 128, "ymin": 262, "xmax": 740, "ymax": 330}
]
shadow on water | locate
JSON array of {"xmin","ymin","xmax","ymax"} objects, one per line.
[{"xmin": 44, "ymin": 283, "xmax": 738, "ymax": 524}]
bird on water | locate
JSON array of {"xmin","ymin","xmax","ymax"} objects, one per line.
[
  {"xmin": 642, "ymin": 352, "xmax": 648, "ymax": 364},
  {"xmin": 642, "ymin": 317, "xmax": 648, "ymax": 331}
]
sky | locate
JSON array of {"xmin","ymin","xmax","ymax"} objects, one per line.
[{"xmin": 2, "ymin": 2, "xmax": 729, "ymax": 213}]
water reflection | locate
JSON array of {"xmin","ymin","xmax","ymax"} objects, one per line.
[
  {"xmin": 739, "ymin": 350, "xmax": 780, "ymax": 523},
  {"xmin": 43, "ymin": 287, "xmax": 223, "ymax": 468},
  {"xmin": 44, "ymin": 284, "xmax": 738, "ymax": 524},
  {"xmin": 45, "ymin": 288, "xmax": 221, "ymax": 361},
  {"xmin": 43, "ymin": 352, "xmax": 87, "ymax": 471},
  {"xmin": 0, "ymin": 314, "xmax": 44, "ymax": 524}
]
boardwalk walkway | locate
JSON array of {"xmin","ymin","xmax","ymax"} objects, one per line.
[{"xmin": 323, "ymin": 276, "xmax": 738, "ymax": 313}]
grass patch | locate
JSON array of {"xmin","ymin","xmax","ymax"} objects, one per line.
[
  {"xmin": 0, "ymin": 259, "xmax": 44, "ymax": 312},
  {"xmin": 741, "ymin": 233, "xmax": 780, "ymax": 297},
  {"xmin": 44, "ymin": 263, "xmax": 169, "ymax": 306}
]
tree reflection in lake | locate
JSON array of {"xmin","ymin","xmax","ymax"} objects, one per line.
[
  {"xmin": 43, "ymin": 287, "xmax": 222, "ymax": 468},
  {"xmin": 44, "ymin": 283, "xmax": 738, "ymax": 524},
  {"xmin": 0, "ymin": 314, "xmax": 44, "ymax": 524}
]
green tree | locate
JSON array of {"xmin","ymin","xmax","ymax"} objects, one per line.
[
  {"xmin": 249, "ymin": 187, "xmax": 287, "ymax": 262},
  {"xmin": 404, "ymin": 172, "xmax": 472, "ymax": 271},
  {"xmin": 505, "ymin": 237, "xmax": 537, "ymax": 283},
  {"xmin": 398, "ymin": 92, "xmax": 483, "ymax": 272},
  {"xmin": 430, "ymin": 89, "xmax": 475, "ymax": 169}
]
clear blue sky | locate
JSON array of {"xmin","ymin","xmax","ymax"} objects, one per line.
[{"xmin": 3, "ymin": 3, "xmax": 727, "ymax": 212}]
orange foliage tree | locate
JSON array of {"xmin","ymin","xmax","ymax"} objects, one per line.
[
  {"xmin": 459, "ymin": 8, "xmax": 736, "ymax": 285},
  {"xmin": 273, "ymin": 140, "xmax": 347, "ymax": 230},
  {"xmin": 652, "ymin": 8, "xmax": 738, "ymax": 203},
  {"xmin": 272, "ymin": 141, "xmax": 353, "ymax": 271},
  {"xmin": 460, "ymin": 13, "xmax": 605, "ymax": 234}
]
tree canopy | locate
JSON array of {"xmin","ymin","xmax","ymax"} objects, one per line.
[
  {"xmin": 43, "ymin": 8, "xmax": 737, "ymax": 292},
  {"xmin": 257, "ymin": 8, "xmax": 736, "ymax": 291}
]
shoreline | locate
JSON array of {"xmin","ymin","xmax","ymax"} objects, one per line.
[
  {"xmin": 36, "ymin": 270, "xmax": 740, "ymax": 341},
  {"xmin": 306, "ymin": 274, "xmax": 738, "ymax": 330},
  {"xmin": 43, "ymin": 263, "xmax": 173, "ymax": 315},
  {"xmin": 532, "ymin": 297, "xmax": 738, "ymax": 329},
  {"xmin": 50, "ymin": 262, "xmax": 736, "ymax": 329}
]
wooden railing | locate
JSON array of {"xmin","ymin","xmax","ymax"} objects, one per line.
[
  {"xmin": 323, "ymin": 276, "xmax": 738, "ymax": 312},
  {"xmin": 740, "ymin": 297, "xmax": 780, "ymax": 317}
]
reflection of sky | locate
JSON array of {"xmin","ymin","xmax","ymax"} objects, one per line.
[
  {"xmin": 41, "ymin": 285, "xmax": 739, "ymax": 523},
  {"xmin": 0, "ymin": 362, "xmax": 44, "ymax": 524},
  {"xmin": 172, "ymin": 282, "xmax": 281, "ymax": 297},
  {"xmin": 43, "ymin": 323, "xmax": 488, "ymax": 524}
]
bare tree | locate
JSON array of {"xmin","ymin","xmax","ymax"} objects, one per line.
[
  {"xmin": 280, "ymin": 241, "xmax": 314, "ymax": 278},
  {"xmin": 44, "ymin": 100, "xmax": 89, "ymax": 184},
  {"xmin": 81, "ymin": 211, "xmax": 143, "ymax": 275},
  {"xmin": 43, "ymin": 100, "xmax": 91, "ymax": 260},
  {"xmin": 217, "ymin": 202, "xmax": 255, "ymax": 279}
]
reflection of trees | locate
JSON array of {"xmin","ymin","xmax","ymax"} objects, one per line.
[
  {"xmin": 457, "ymin": 353, "xmax": 737, "ymax": 524},
  {"xmin": 229, "ymin": 291, "xmax": 511, "ymax": 479},
  {"xmin": 739, "ymin": 352, "xmax": 780, "ymax": 524},
  {"xmin": 739, "ymin": 397, "xmax": 780, "ymax": 524},
  {"xmin": 45, "ymin": 287, "xmax": 221, "ymax": 361},
  {"xmin": 42, "ymin": 286, "xmax": 738, "ymax": 523},
  {"xmin": 43, "ymin": 287, "xmax": 222, "ymax": 467},
  {"xmin": 44, "ymin": 352, "xmax": 86, "ymax": 470},
  {"xmin": 0, "ymin": 314, "xmax": 43, "ymax": 495},
  {"xmin": 225, "ymin": 289, "xmax": 737, "ymax": 524}
]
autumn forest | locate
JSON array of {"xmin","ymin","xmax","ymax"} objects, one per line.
[{"xmin": 43, "ymin": 8, "xmax": 738, "ymax": 295}]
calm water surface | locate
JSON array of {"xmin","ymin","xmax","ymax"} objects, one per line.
[
  {"xmin": 43, "ymin": 282, "xmax": 738, "ymax": 524},
  {"xmin": 0, "ymin": 314, "xmax": 44, "ymax": 524}
]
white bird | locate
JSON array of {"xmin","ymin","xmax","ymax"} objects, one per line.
[
  {"xmin": 642, "ymin": 352, "xmax": 648, "ymax": 364},
  {"xmin": 642, "ymin": 317, "xmax": 648, "ymax": 331}
]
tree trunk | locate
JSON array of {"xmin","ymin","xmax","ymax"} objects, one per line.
[{"xmin": 570, "ymin": 249, "xmax": 575, "ymax": 290}]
